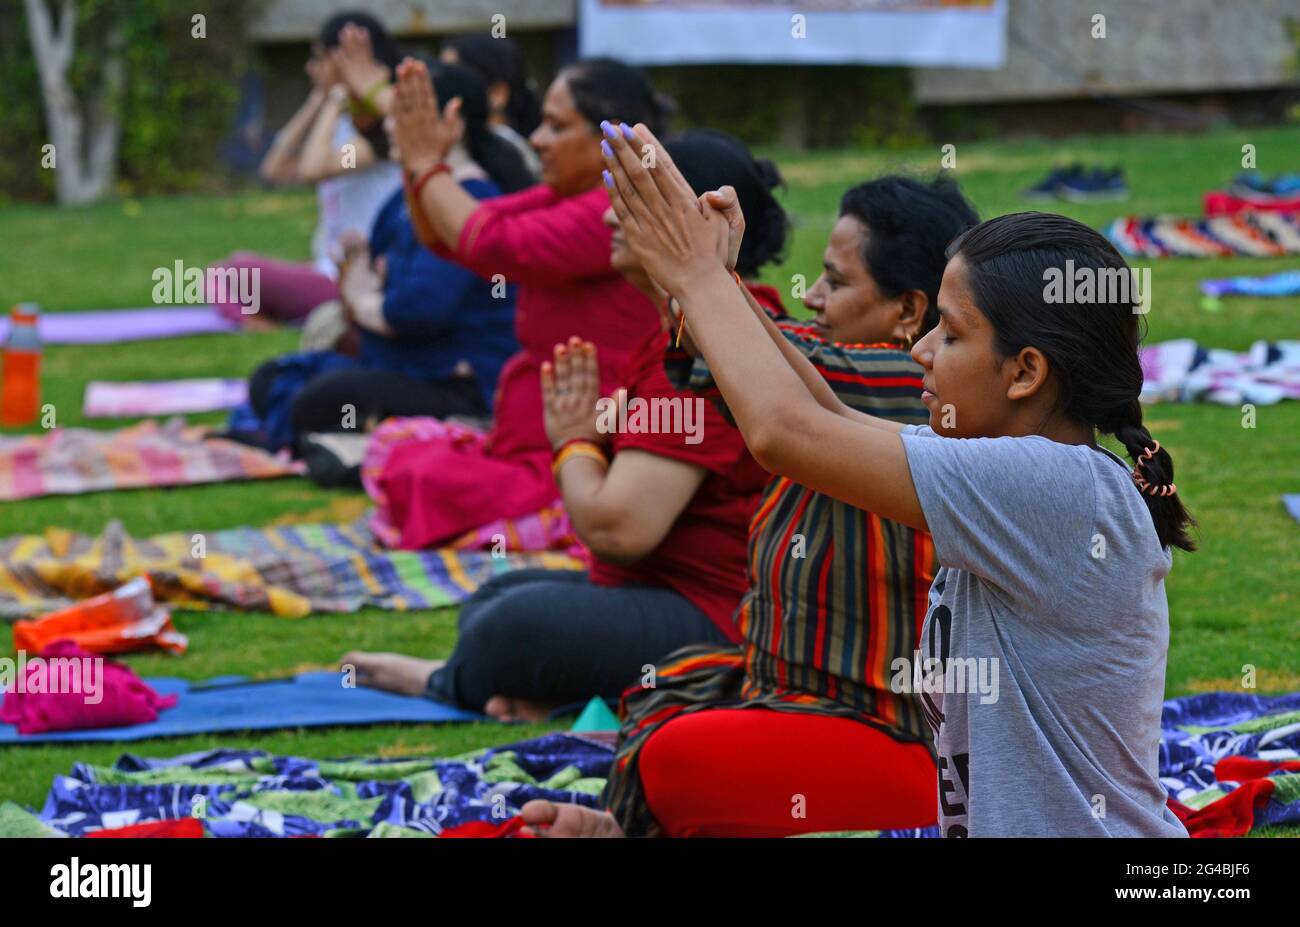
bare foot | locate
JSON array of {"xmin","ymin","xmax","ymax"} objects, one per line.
[
  {"xmin": 484, "ymin": 695, "xmax": 560, "ymax": 723},
  {"xmin": 340, "ymin": 651, "xmax": 444, "ymax": 697},
  {"xmin": 240, "ymin": 314, "xmax": 278, "ymax": 332},
  {"xmin": 520, "ymin": 800, "xmax": 624, "ymax": 838}
]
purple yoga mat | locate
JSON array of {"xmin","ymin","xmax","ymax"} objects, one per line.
[
  {"xmin": 83, "ymin": 378, "xmax": 249, "ymax": 417},
  {"xmin": 0, "ymin": 306, "xmax": 239, "ymax": 345}
]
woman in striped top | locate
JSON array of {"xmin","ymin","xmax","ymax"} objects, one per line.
[{"xmin": 523, "ymin": 173, "xmax": 979, "ymax": 838}]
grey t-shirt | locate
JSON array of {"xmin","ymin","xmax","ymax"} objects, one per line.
[{"xmin": 899, "ymin": 425, "xmax": 1186, "ymax": 837}]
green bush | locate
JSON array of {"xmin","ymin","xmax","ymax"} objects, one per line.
[
  {"xmin": 0, "ymin": 0, "xmax": 263, "ymax": 203},
  {"xmin": 647, "ymin": 64, "xmax": 923, "ymax": 150}
]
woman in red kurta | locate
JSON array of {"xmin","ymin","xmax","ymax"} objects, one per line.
[
  {"xmin": 343, "ymin": 131, "xmax": 792, "ymax": 720},
  {"xmin": 368, "ymin": 57, "xmax": 665, "ymax": 548}
]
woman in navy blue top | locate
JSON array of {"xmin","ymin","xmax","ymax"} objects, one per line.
[{"xmin": 239, "ymin": 63, "xmax": 531, "ymax": 454}]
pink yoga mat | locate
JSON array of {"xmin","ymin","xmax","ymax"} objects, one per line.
[{"xmin": 0, "ymin": 307, "xmax": 239, "ymax": 345}]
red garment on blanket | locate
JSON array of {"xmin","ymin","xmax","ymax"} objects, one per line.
[
  {"xmin": 439, "ymin": 815, "xmax": 535, "ymax": 838},
  {"xmin": 587, "ymin": 327, "xmax": 770, "ymax": 642},
  {"xmin": 87, "ymin": 818, "xmax": 205, "ymax": 838},
  {"xmin": 376, "ymin": 184, "xmax": 658, "ymax": 549},
  {"xmin": 1164, "ymin": 757, "xmax": 1300, "ymax": 837},
  {"xmin": 637, "ymin": 707, "xmax": 938, "ymax": 837},
  {"xmin": 1214, "ymin": 756, "xmax": 1300, "ymax": 781},
  {"xmin": 1204, "ymin": 190, "xmax": 1300, "ymax": 216},
  {"xmin": 1167, "ymin": 782, "xmax": 1274, "ymax": 838},
  {"xmin": 0, "ymin": 640, "xmax": 177, "ymax": 735}
]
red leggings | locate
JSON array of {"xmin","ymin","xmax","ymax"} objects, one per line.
[{"xmin": 637, "ymin": 708, "xmax": 937, "ymax": 837}]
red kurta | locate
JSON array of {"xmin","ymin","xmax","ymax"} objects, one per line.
[
  {"xmin": 587, "ymin": 327, "xmax": 771, "ymax": 642},
  {"xmin": 376, "ymin": 184, "xmax": 659, "ymax": 549}
]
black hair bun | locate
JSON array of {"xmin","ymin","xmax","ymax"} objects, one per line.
[{"xmin": 754, "ymin": 158, "xmax": 784, "ymax": 192}]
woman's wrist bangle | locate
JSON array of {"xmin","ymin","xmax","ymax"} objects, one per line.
[
  {"xmin": 409, "ymin": 162, "xmax": 451, "ymax": 199},
  {"xmin": 552, "ymin": 440, "xmax": 609, "ymax": 480},
  {"xmin": 554, "ymin": 437, "xmax": 603, "ymax": 456}
]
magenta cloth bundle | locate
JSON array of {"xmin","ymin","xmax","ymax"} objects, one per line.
[{"xmin": 0, "ymin": 640, "xmax": 177, "ymax": 735}]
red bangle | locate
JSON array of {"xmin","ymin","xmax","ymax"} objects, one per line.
[{"xmin": 410, "ymin": 162, "xmax": 450, "ymax": 199}]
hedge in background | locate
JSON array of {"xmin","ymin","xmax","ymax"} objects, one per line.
[{"xmin": 649, "ymin": 64, "xmax": 923, "ymax": 151}]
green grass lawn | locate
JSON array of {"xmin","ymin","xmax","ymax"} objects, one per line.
[{"xmin": 1, "ymin": 123, "xmax": 1298, "ymax": 831}]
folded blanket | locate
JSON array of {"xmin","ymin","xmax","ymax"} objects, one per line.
[
  {"xmin": 24, "ymin": 732, "xmax": 610, "ymax": 837},
  {"xmin": 0, "ymin": 517, "xmax": 582, "ymax": 620},
  {"xmin": 1106, "ymin": 213, "xmax": 1300, "ymax": 258},
  {"xmin": 0, "ymin": 418, "xmax": 302, "ymax": 501},
  {"xmin": 84, "ymin": 379, "xmax": 248, "ymax": 418},
  {"xmin": 1139, "ymin": 339, "xmax": 1300, "ymax": 405}
]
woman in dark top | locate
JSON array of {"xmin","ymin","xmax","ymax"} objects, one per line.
[{"xmin": 236, "ymin": 64, "xmax": 528, "ymax": 453}]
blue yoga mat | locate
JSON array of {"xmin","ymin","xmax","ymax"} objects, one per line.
[{"xmin": 0, "ymin": 671, "xmax": 483, "ymax": 744}]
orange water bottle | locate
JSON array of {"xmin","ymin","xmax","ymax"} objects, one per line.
[{"xmin": 1, "ymin": 303, "xmax": 42, "ymax": 427}]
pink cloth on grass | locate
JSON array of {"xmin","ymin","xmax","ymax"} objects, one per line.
[{"xmin": 0, "ymin": 640, "xmax": 178, "ymax": 735}]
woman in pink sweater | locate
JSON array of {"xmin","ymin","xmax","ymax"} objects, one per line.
[{"xmin": 363, "ymin": 57, "xmax": 664, "ymax": 549}]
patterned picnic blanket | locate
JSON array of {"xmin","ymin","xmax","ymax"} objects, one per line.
[
  {"xmin": 0, "ymin": 517, "xmax": 583, "ymax": 620},
  {"xmin": 1106, "ymin": 212, "xmax": 1300, "ymax": 258},
  {"xmin": 6, "ymin": 733, "xmax": 610, "ymax": 838},
  {"xmin": 1161, "ymin": 692, "xmax": 1300, "ymax": 836},
  {"xmin": 1139, "ymin": 339, "xmax": 1300, "ymax": 406},
  {"xmin": 0, "ymin": 418, "xmax": 301, "ymax": 501},
  {"xmin": 5, "ymin": 696, "xmax": 1297, "ymax": 838}
]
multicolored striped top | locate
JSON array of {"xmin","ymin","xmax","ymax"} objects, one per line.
[{"xmin": 664, "ymin": 323, "xmax": 937, "ymax": 748}]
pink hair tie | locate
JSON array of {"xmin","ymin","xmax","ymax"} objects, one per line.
[{"xmin": 1132, "ymin": 440, "xmax": 1176, "ymax": 497}]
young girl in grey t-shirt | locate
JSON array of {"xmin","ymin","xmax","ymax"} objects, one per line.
[{"xmin": 579, "ymin": 126, "xmax": 1196, "ymax": 839}]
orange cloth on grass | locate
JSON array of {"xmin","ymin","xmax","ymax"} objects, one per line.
[{"xmin": 11, "ymin": 576, "xmax": 187, "ymax": 655}]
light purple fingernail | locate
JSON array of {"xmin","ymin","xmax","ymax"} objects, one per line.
[
  {"xmin": 603, "ymin": 169, "xmax": 614, "ymax": 188},
  {"xmin": 620, "ymin": 123, "xmax": 637, "ymax": 141},
  {"xmin": 601, "ymin": 139, "xmax": 613, "ymax": 159}
]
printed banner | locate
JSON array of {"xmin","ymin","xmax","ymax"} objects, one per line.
[{"xmin": 579, "ymin": 0, "xmax": 1007, "ymax": 68}]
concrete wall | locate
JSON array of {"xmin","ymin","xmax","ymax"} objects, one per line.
[
  {"xmin": 249, "ymin": 0, "xmax": 576, "ymax": 41},
  {"xmin": 913, "ymin": 0, "xmax": 1300, "ymax": 104}
]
